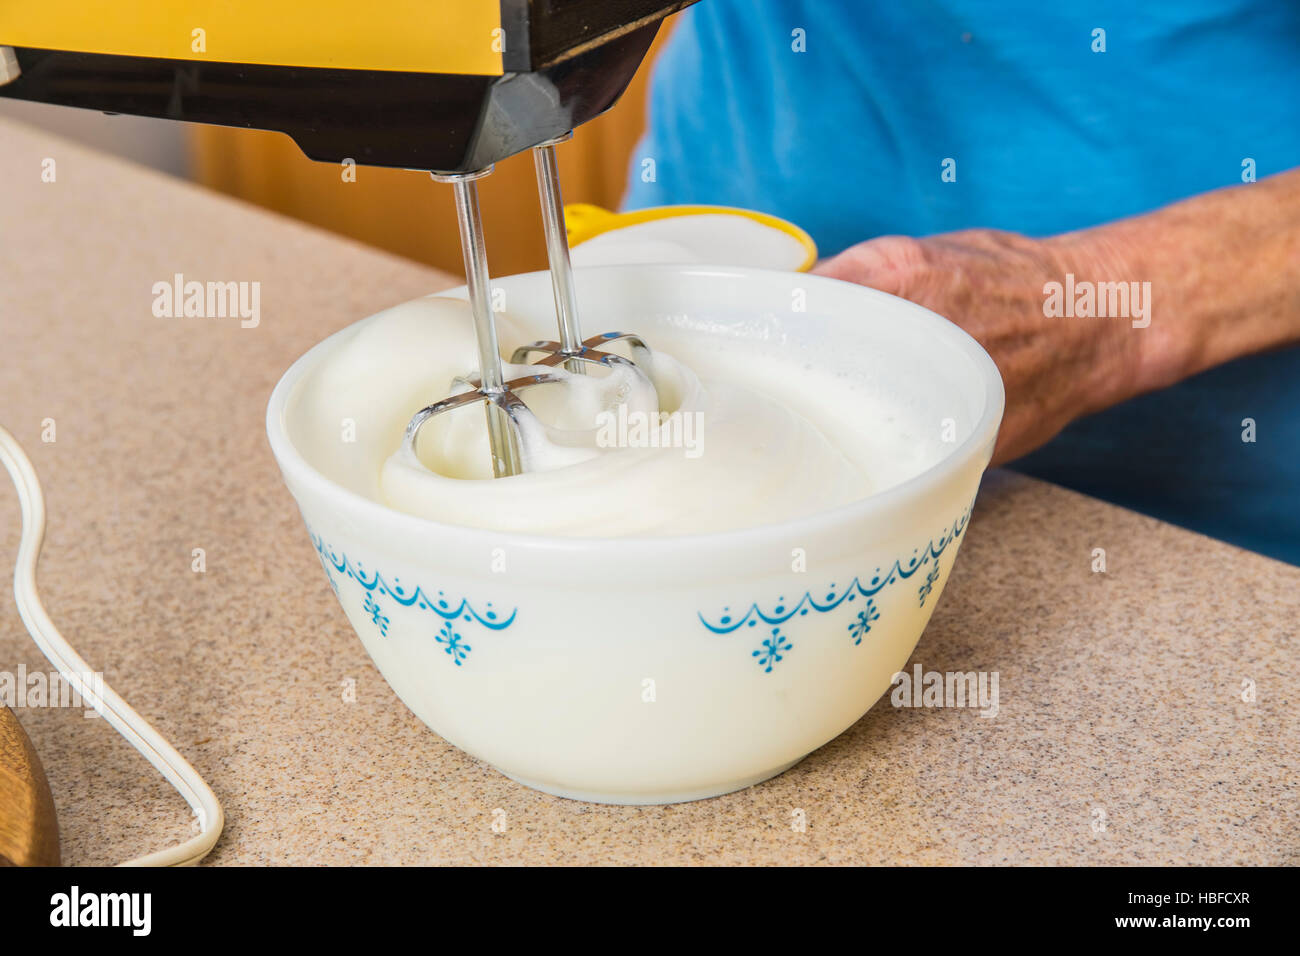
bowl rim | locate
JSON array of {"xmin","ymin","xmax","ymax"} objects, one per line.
[{"xmin": 265, "ymin": 264, "xmax": 1004, "ymax": 554}]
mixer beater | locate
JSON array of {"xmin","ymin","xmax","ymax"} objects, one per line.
[{"xmin": 406, "ymin": 136, "xmax": 657, "ymax": 478}]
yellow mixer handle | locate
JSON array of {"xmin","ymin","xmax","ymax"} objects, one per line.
[{"xmin": 564, "ymin": 203, "xmax": 819, "ymax": 273}]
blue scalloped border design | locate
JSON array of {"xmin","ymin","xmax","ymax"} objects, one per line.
[
  {"xmin": 306, "ymin": 499, "xmax": 973, "ymax": 676},
  {"xmin": 698, "ymin": 502, "xmax": 974, "ymax": 670},
  {"xmin": 309, "ymin": 530, "xmax": 516, "ymax": 667}
]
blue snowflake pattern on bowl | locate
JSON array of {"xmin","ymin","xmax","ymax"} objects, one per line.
[
  {"xmin": 847, "ymin": 599, "xmax": 880, "ymax": 645},
  {"xmin": 309, "ymin": 500, "xmax": 973, "ymax": 675},
  {"xmin": 363, "ymin": 591, "xmax": 390, "ymax": 637},
  {"xmin": 700, "ymin": 501, "xmax": 974, "ymax": 672},
  {"xmin": 310, "ymin": 531, "xmax": 514, "ymax": 668},
  {"xmin": 752, "ymin": 627, "xmax": 793, "ymax": 673},
  {"xmin": 435, "ymin": 621, "xmax": 472, "ymax": 666}
]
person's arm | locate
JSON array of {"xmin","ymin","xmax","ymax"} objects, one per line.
[{"xmin": 813, "ymin": 168, "xmax": 1300, "ymax": 464}]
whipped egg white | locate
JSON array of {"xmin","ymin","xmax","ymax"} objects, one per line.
[{"xmin": 286, "ymin": 296, "xmax": 943, "ymax": 536}]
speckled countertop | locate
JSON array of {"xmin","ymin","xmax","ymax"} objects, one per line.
[{"xmin": 0, "ymin": 119, "xmax": 1296, "ymax": 865}]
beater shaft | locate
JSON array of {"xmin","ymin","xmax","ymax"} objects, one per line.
[
  {"xmin": 434, "ymin": 168, "xmax": 522, "ymax": 478},
  {"xmin": 533, "ymin": 135, "xmax": 585, "ymax": 374}
]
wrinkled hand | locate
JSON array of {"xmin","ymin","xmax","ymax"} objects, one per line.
[{"xmin": 813, "ymin": 230, "xmax": 1145, "ymax": 465}]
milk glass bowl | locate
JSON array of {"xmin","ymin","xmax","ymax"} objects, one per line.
[{"xmin": 266, "ymin": 265, "xmax": 1004, "ymax": 804}]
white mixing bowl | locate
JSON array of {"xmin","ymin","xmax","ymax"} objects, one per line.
[{"xmin": 267, "ymin": 265, "xmax": 1004, "ymax": 804}]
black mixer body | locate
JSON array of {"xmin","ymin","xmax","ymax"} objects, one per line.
[{"xmin": 0, "ymin": 0, "xmax": 696, "ymax": 173}]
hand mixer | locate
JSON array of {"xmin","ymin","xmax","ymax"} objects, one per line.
[
  {"xmin": 2, "ymin": 0, "xmax": 696, "ymax": 479},
  {"xmin": 0, "ymin": 0, "xmax": 697, "ymax": 862}
]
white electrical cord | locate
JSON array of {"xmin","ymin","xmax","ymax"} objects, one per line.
[{"xmin": 0, "ymin": 424, "xmax": 223, "ymax": 866}]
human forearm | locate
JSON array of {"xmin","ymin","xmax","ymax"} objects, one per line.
[
  {"xmin": 1047, "ymin": 167, "xmax": 1300, "ymax": 398},
  {"xmin": 814, "ymin": 169, "xmax": 1300, "ymax": 463}
]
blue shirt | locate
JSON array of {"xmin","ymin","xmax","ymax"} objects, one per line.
[{"xmin": 625, "ymin": 0, "xmax": 1300, "ymax": 565}]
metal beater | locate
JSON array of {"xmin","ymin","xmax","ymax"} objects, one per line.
[{"xmin": 405, "ymin": 134, "xmax": 656, "ymax": 478}]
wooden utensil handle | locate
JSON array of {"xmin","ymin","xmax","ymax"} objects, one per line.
[{"xmin": 0, "ymin": 705, "xmax": 60, "ymax": 866}]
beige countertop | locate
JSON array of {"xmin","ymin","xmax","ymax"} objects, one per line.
[{"xmin": 1, "ymin": 118, "xmax": 1296, "ymax": 865}]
